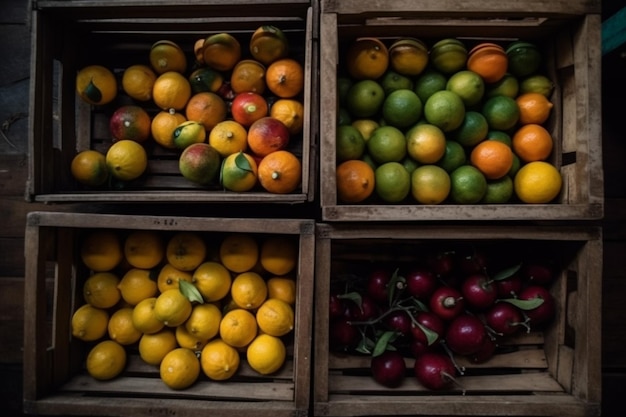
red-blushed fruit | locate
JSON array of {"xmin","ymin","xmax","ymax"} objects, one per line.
[
  {"xmin": 414, "ymin": 352, "xmax": 456, "ymax": 390},
  {"xmin": 428, "ymin": 251, "xmax": 455, "ymax": 277},
  {"xmin": 461, "ymin": 274, "xmax": 497, "ymax": 311},
  {"xmin": 178, "ymin": 143, "xmax": 221, "ymax": 185},
  {"xmin": 247, "ymin": 116, "xmax": 290, "ymax": 157},
  {"xmin": 329, "ymin": 319, "xmax": 360, "ymax": 351},
  {"xmin": 367, "ymin": 268, "xmax": 393, "ymax": 305},
  {"xmin": 405, "ymin": 268, "xmax": 437, "ymax": 300},
  {"xmin": 457, "ymin": 248, "xmax": 488, "ymax": 275},
  {"xmin": 371, "ymin": 350, "xmax": 407, "ymax": 388},
  {"xmin": 348, "ymin": 294, "xmax": 380, "ymax": 321},
  {"xmin": 109, "ymin": 105, "xmax": 151, "ymax": 143},
  {"xmin": 522, "ymin": 262, "xmax": 555, "ymax": 286},
  {"xmin": 484, "ymin": 302, "xmax": 527, "ymax": 336},
  {"xmin": 495, "ymin": 273, "xmax": 523, "ymax": 298},
  {"xmin": 518, "ymin": 285, "xmax": 556, "ymax": 327},
  {"xmin": 445, "ymin": 314, "xmax": 487, "ymax": 356},
  {"xmin": 384, "ymin": 310, "xmax": 412, "ymax": 337},
  {"xmin": 329, "ymin": 294, "xmax": 345, "ymax": 320},
  {"xmin": 231, "ymin": 92, "xmax": 268, "ymax": 127},
  {"xmin": 468, "ymin": 335, "xmax": 497, "ymax": 364},
  {"xmin": 411, "ymin": 311, "xmax": 445, "ymax": 345},
  {"xmin": 429, "ymin": 286, "xmax": 465, "ymax": 321}
]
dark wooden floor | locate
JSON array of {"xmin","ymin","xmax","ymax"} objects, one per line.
[{"xmin": 1, "ymin": 1, "xmax": 625, "ymax": 416}]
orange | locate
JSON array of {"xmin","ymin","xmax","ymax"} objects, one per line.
[
  {"xmin": 470, "ymin": 140, "xmax": 514, "ymax": 180},
  {"xmin": 124, "ymin": 230, "xmax": 165, "ymax": 270},
  {"xmin": 220, "ymin": 151, "xmax": 258, "ymax": 192},
  {"xmin": 346, "ymin": 37, "xmax": 389, "ymax": 80},
  {"xmin": 105, "ymin": 140, "xmax": 148, "ymax": 181},
  {"xmin": 260, "ymin": 236, "xmax": 298, "ymax": 276},
  {"xmin": 388, "ymin": 38, "xmax": 429, "ymax": 77},
  {"xmin": 230, "ymin": 59, "xmax": 266, "ymax": 94},
  {"xmin": 266, "ymin": 277, "xmax": 296, "ymax": 305},
  {"xmin": 166, "ymin": 232, "xmax": 207, "ymax": 272},
  {"xmin": 336, "ymin": 159, "xmax": 375, "ymax": 203},
  {"xmin": 202, "ymin": 33, "xmax": 241, "ymax": 72},
  {"xmin": 219, "ymin": 308, "xmax": 258, "ymax": 348},
  {"xmin": 219, "ymin": 234, "xmax": 259, "ymax": 274},
  {"xmin": 511, "ymin": 124, "xmax": 553, "ymax": 162},
  {"xmin": 514, "ymin": 161, "xmax": 562, "ymax": 204},
  {"xmin": 466, "ymin": 42, "xmax": 508, "ymax": 83},
  {"xmin": 152, "ymin": 71, "xmax": 192, "ymax": 111},
  {"xmin": 515, "ymin": 92, "xmax": 554, "ymax": 125},
  {"xmin": 109, "ymin": 105, "xmax": 152, "ymax": 143},
  {"xmin": 269, "ymin": 99, "xmax": 304, "ymax": 135},
  {"xmin": 149, "ymin": 40, "xmax": 187, "ymax": 74},
  {"xmin": 230, "ymin": 272, "xmax": 268, "ymax": 310},
  {"xmin": 193, "ymin": 38, "xmax": 206, "ymax": 65},
  {"xmin": 410, "ymin": 165, "xmax": 451, "ymax": 204},
  {"xmin": 81, "ymin": 230, "xmax": 123, "ymax": 272},
  {"xmin": 405, "ymin": 123, "xmax": 446, "ymax": 164},
  {"xmin": 122, "ymin": 64, "xmax": 157, "ymax": 102},
  {"xmin": 71, "ymin": 150, "xmax": 109, "ymax": 187},
  {"xmin": 250, "ymin": 25, "xmax": 289, "ymax": 65},
  {"xmin": 208, "ymin": 120, "xmax": 248, "ymax": 157},
  {"xmin": 185, "ymin": 92, "xmax": 228, "ymax": 132},
  {"xmin": 266, "ymin": 58, "xmax": 305, "ymax": 98},
  {"xmin": 151, "ymin": 109, "xmax": 187, "ymax": 149},
  {"xmin": 257, "ymin": 150, "xmax": 302, "ymax": 194},
  {"xmin": 157, "ymin": 264, "xmax": 193, "ymax": 293},
  {"xmin": 76, "ymin": 64, "xmax": 117, "ymax": 106}
]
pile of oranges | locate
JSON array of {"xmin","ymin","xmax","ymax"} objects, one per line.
[
  {"xmin": 72, "ymin": 25, "xmax": 305, "ymax": 194},
  {"xmin": 335, "ymin": 36, "xmax": 562, "ymax": 205},
  {"xmin": 72, "ymin": 228, "xmax": 299, "ymax": 389}
]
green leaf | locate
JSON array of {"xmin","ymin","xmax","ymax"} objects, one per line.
[
  {"xmin": 179, "ymin": 279, "xmax": 204, "ymax": 304},
  {"xmin": 337, "ymin": 291, "xmax": 363, "ymax": 309},
  {"xmin": 410, "ymin": 297, "xmax": 429, "ymax": 312},
  {"xmin": 493, "ymin": 263, "xmax": 522, "ymax": 281},
  {"xmin": 372, "ymin": 331, "xmax": 398, "ymax": 357},
  {"xmin": 500, "ymin": 297, "xmax": 544, "ymax": 310},
  {"xmin": 83, "ymin": 79, "xmax": 103, "ymax": 103},
  {"xmin": 387, "ymin": 268, "xmax": 404, "ymax": 306},
  {"xmin": 355, "ymin": 335, "xmax": 375, "ymax": 354},
  {"xmin": 235, "ymin": 151, "xmax": 254, "ymax": 173},
  {"xmin": 414, "ymin": 322, "xmax": 440, "ymax": 346}
]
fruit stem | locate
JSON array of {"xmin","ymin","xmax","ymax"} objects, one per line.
[
  {"xmin": 272, "ymin": 171, "xmax": 280, "ymax": 180},
  {"xmin": 441, "ymin": 341, "xmax": 465, "ymax": 375}
]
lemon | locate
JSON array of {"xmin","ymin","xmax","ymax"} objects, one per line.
[
  {"xmin": 71, "ymin": 303, "xmax": 109, "ymax": 342},
  {"xmin": 514, "ymin": 161, "xmax": 562, "ymax": 204},
  {"xmin": 185, "ymin": 303, "xmax": 222, "ymax": 341},
  {"xmin": 192, "ymin": 261, "xmax": 232, "ymax": 302},
  {"xmin": 219, "ymin": 234, "xmax": 259, "ymax": 273},
  {"xmin": 154, "ymin": 288, "xmax": 193, "ymax": 327},
  {"xmin": 157, "ymin": 264, "xmax": 194, "ymax": 293},
  {"xmin": 122, "ymin": 64, "xmax": 157, "ymax": 102},
  {"xmin": 200, "ymin": 338, "xmax": 240, "ymax": 381},
  {"xmin": 220, "ymin": 151, "xmax": 258, "ymax": 192},
  {"xmin": 246, "ymin": 334, "xmax": 286, "ymax": 375},
  {"xmin": 108, "ymin": 307, "xmax": 142, "ymax": 345},
  {"xmin": 166, "ymin": 232, "xmax": 208, "ymax": 272},
  {"xmin": 172, "ymin": 121, "xmax": 207, "ymax": 150},
  {"xmin": 132, "ymin": 297, "xmax": 165, "ymax": 334},
  {"xmin": 150, "ymin": 40, "xmax": 188, "ymax": 75},
  {"xmin": 255, "ymin": 298, "xmax": 294, "ymax": 337},
  {"xmin": 139, "ymin": 328, "xmax": 177, "ymax": 366},
  {"xmin": 118, "ymin": 268, "xmax": 158, "ymax": 306},
  {"xmin": 80, "ymin": 230, "xmax": 123, "ymax": 272},
  {"xmin": 83, "ymin": 272, "xmax": 121, "ymax": 309},
  {"xmin": 86, "ymin": 340, "xmax": 127, "ymax": 381},
  {"xmin": 76, "ymin": 64, "xmax": 117, "ymax": 105},
  {"xmin": 105, "ymin": 140, "xmax": 148, "ymax": 181},
  {"xmin": 160, "ymin": 348, "xmax": 200, "ymax": 390},
  {"xmin": 267, "ymin": 277, "xmax": 296, "ymax": 305},
  {"xmin": 260, "ymin": 236, "xmax": 298, "ymax": 276},
  {"xmin": 175, "ymin": 323, "xmax": 209, "ymax": 351},
  {"xmin": 124, "ymin": 230, "xmax": 165, "ymax": 270},
  {"xmin": 70, "ymin": 150, "xmax": 109, "ymax": 187},
  {"xmin": 219, "ymin": 308, "xmax": 258, "ymax": 348}
]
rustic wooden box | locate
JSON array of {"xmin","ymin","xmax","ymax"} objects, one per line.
[
  {"xmin": 27, "ymin": 0, "xmax": 318, "ymax": 203},
  {"xmin": 319, "ymin": 0, "xmax": 603, "ymax": 221},
  {"xmin": 314, "ymin": 223, "xmax": 602, "ymax": 416},
  {"xmin": 22, "ymin": 211, "xmax": 315, "ymax": 417}
]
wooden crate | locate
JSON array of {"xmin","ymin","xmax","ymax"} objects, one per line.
[
  {"xmin": 27, "ymin": 0, "xmax": 318, "ymax": 204},
  {"xmin": 319, "ymin": 0, "xmax": 603, "ymax": 221},
  {"xmin": 22, "ymin": 211, "xmax": 315, "ymax": 417},
  {"xmin": 314, "ymin": 223, "xmax": 602, "ymax": 416}
]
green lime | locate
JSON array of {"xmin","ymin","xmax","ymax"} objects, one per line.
[
  {"xmin": 506, "ymin": 41, "xmax": 542, "ymax": 78},
  {"xmin": 487, "ymin": 130, "xmax": 512, "ymax": 147},
  {"xmin": 382, "ymin": 89, "xmax": 423, "ymax": 128},
  {"xmin": 402, "ymin": 156, "xmax": 420, "ymax": 174},
  {"xmin": 508, "ymin": 153, "xmax": 521, "ymax": 177},
  {"xmin": 367, "ymin": 125, "xmax": 407, "ymax": 163},
  {"xmin": 446, "ymin": 70, "xmax": 485, "ymax": 107},
  {"xmin": 337, "ymin": 107, "xmax": 352, "ymax": 126},
  {"xmin": 481, "ymin": 175, "xmax": 513, "ymax": 204},
  {"xmin": 519, "ymin": 74, "xmax": 554, "ymax": 97},
  {"xmin": 361, "ymin": 153, "xmax": 378, "ymax": 171},
  {"xmin": 449, "ymin": 165, "xmax": 487, "ymax": 204},
  {"xmin": 414, "ymin": 69, "xmax": 448, "ymax": 103},
  {"xmin": 411, "ymin": 165, "xmax": 451, "ymax": 204},
  {"xmin": 345, "ymin": 79, "xmax": 385, "ymax": 118},
  {"xmin": 375, "ymin": 162, "xmax": 411, "ymax": 203},
  {"xmin": 424, "ymin": 90, "xmax": 466, "ymax": 132},
  {"xmin": 336, "ymin": 125, "xmax": 365, "ymax": 162},
  {"xmin": 430, "ymin": 38, "xmax": 468, "ymax": 74},
  {"xmin": 481, "ymin": 95, "xmax": 519, "ymax": 131},
  {"xmin": 380, "ymin": 70, "xmax": 415, "ymax": 95},
  {"xmin": 485, "ymin": 73, "xmax": 519, "ymax": 99},
  {"xmin": 337, "ymin": 76, "xmax": 353, "ymax": 107},
  {"xmin": 452, "ymin": 111, "xmax": 488, "ymax": 147},
  {"xmin": 437, "ymin": 140, "xmax": 466, "ymax": 173}
]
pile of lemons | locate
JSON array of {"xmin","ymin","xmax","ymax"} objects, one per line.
[{"xmin": 72, "ymin": 228, "xmax": 298, "ymax": 390}]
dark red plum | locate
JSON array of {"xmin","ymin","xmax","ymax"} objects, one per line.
[
  {"xmin": 414, "ymin": 352, "xmax": 457, "ymax": 390},
  {"xmin": 429, "ymin": 286, "xmax": 465, "ymax": 321},
  {"xmin": 461, "ymin": 274, "xmax": 497, "ymax": 311},
  {"xmin": 518, "ymin": 285, "xmax": 556, "ymax": 327},
  {"xmin": 371, "ymin": 350, "xmax": 406, "ymax": 388},
  {"xmin": 445, "ymin": 314, "xmax": 488, "ymax": 356}
]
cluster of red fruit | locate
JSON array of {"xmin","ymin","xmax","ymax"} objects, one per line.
[{"xmin": 328, "ymin": 246, "xmax": 557, "ymax": 390}]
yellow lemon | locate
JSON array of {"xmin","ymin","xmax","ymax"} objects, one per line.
[
  {"xmin": 105, "ymin": 140, "xmax": 148, "ymax": 181},
  {"xmin": 514, "ymin": 161, "xmax": 562, "ymax": 204},
  {"xmin": 160, "ymin": 347, "xmax": 200, "ymax": 390},
  {"xmin": 76, "ymin": 64, "xmax": 117, "ymax": 105},
  {"xmin": 149, "ymin": 40, "xmax": 187, "ymax": 75},
  {"xmin": 192, "ymin": 261, "xmax": 232, "ymax": 302},
  {"xmin": 108, "ymin": 307, "xmax": 142, "ymax": 345},
  {"xmin": 82, "ymin": 272, "xmax": 121, "ymax": 309},
  {"xmin": 86, "ymin": 340, "xmax": 127, "ymax": 380},
  {"xmin": 165, "ymin": 232, "xmax": 207, "ymax": 272},
  {"xmin": 185, "ymin": 303, "xmax": 222, "ymax": 341},
  {"xmin": 246, "ymin": 334, "xmax": 286, "ymax": 375},
  {"xmin": 266, "ymin": 277, "xmax": 296, "ymax": 305},
  {"xmin": 124, "ymin": 230, "xmax": 165, "ymax": 270},
  {"xmin": 255, "ymin": 298, "xmax": 294, "ymax": 337},
  {"xmin": 260, "ymin": 236, "xmax": 298, "ymax": 276},
  {"xmin": 200, "ymin": 338, "xmax": 240, "ymax": 381},
  {"xmin": 71, "ymin": 303, "xmax": 109, "ymax": 342},
  {"xmin": 80, "ymin": 230, "xmax": 123, "ymax": 272},
  {"xmin": 219, "ymin": 234, "xmax": 259, "ymax": 274},
  {"xmin": 154, "ymin": 288, "xmax": 192, "ymax": 327},
  {"xmin": 157, "ymin": 263, "xmax": 194, "ymax": 293},
  {"xmin": 219, "ymin": 308, "xmax": 258, "ymax": 348},
  {"xmin": 152, "ymin": 71, "xmax": 192, "ymax": 111},
  {"xmin": 138, "ymin": 328, "xmax": 177, "ymax": 366},
  {"xmin": 230, "ymin": 271, "xmax": 267, "ymax": 310},
  {"xmin": 220, "ymin": 151, "xmax": 258, "ymax": 192},
  {"xmin": 132, "ymin": 297, "xmax": 165, "ymax": 334},
  {"xmin": 70, "ymin": 149, "xmax": 109, "ymax": 187},
  {"xmin": 122, "ymin": 64, "xmax": 157, "ymax": 102},
  {"xmin": 117, "ymin": 268, "xmax": 158, "ymax": 306},
  {"xmin": 175, "ymin": 323, "xmax": 209, "ymax": 351}
]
